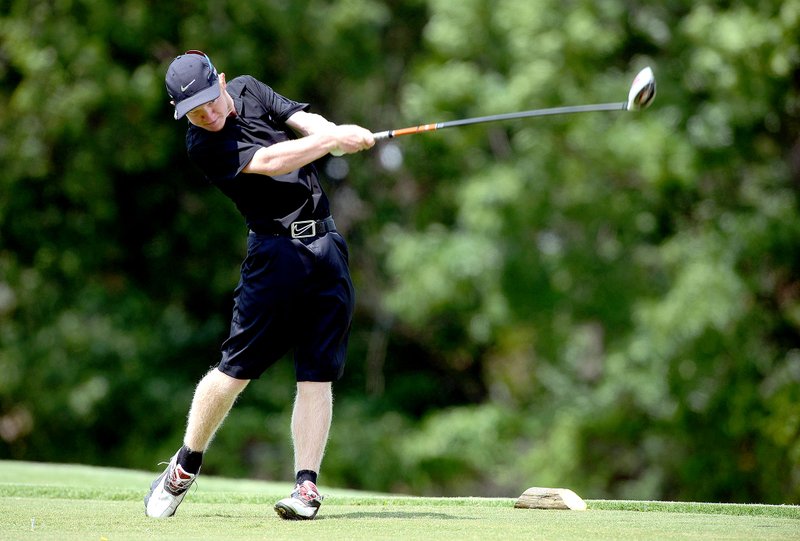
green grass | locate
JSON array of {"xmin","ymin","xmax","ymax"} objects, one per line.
[{"xmin": 1, "ymin": 460, "xmax": 798, "ymax": 540}]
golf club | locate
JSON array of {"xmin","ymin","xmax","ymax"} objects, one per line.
[{"xmin": 372, "ymin": 66, "xmax": 656, "ymax": 141}]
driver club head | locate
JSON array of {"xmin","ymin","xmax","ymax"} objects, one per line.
[{"xmin": 626, "ymin": 66, "xmax": 656, "ymax": 111}]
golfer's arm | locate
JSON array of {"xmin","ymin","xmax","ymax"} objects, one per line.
[
  {"xmin": 241, "ymin": 111, "xmax": 338, "ymax": 177},
  {"xmin": 242, "ymin": 133, "xmax": 338, "ymax": 177},
  {"xmin": 286, "ymin": 110, "xmax": 337, "ymax": 136}
]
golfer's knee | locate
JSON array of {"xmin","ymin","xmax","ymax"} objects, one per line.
[
  {"xmin": 205, "ymin": 367, "xmax": 250, "ymax": 394},
  {"xmin": 297, "ymin": 381, "xmax": 332, "ymax": 397}
]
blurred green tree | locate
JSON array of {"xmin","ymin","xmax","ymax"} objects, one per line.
[{"xmin": 374, "ymin": 0, "xmax": 800, "ymax": 503}]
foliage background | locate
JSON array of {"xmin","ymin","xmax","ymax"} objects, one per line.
[{"xmin": 1, "ymin": 0, "xmax": 798, "ymax": 504}]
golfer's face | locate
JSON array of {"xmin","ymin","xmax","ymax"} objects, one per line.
[{"xmin": 186, "ymin": 86, "xmax": 228, "ymax": 132}]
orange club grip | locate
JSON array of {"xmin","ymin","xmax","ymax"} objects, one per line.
[{"xmin": 392, "ymin": 124, "xmax": 439, "ymax": 137}]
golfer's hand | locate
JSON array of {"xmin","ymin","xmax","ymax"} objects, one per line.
[{"xmin": 330, "ymin": 124, "xmax": 375, "ymax": 155}]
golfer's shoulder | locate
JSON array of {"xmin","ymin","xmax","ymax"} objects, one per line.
[{"xmin": 228, "ymin": 75, "xmax": 269, "ymax": 95}]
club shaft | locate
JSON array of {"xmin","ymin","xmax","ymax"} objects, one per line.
[{"xmin": 373, "ymin": 102, "xmax": 627, "ymax": 140}]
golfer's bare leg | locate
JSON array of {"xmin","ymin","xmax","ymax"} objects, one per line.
[
  {"xmin": 145, "ymin": 368, "xmax": 247, "ymax": 517},
  {"xmin": 292, "ymin": 381, "xmax": 333, "ymax": 473},
  {"xmin": 184, "ymin": 368, "xmax": 250, "ymax": 452}
]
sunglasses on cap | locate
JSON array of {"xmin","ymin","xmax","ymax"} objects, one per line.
[{"xmin": 183, "ymin": 49, "xmax": 217, "ymax": 77}]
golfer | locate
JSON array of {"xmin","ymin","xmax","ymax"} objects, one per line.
[{"xmin": 144, "ymin": 50, "xmax": 374, "ymax": 520}]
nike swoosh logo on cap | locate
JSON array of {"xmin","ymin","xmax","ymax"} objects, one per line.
[{"xmin": 180, "ymin": 79, "xmax": 196, "ymax": 92}]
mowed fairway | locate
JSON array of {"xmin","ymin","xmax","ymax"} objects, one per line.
[{"xmin": 1, "ymin": 461, "xmax": 798, "ymax": 541}]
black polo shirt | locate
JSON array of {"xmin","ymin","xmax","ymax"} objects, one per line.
[{"xmin": 186, "ymin": 75, "xmax": 330, "ymax": 233}]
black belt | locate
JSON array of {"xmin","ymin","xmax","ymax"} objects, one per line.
[{"xmin": 250, "ymin": 216, "xmax": 336, "ymax": 239}]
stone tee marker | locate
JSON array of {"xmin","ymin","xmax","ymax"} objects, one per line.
[{"xmin": 514, "ymin": 487, "xmax": 588, "ymax": 511}]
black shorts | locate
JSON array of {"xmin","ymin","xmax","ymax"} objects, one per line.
[{"xmin": 217, "ymin": 231, "xmax": 355, "ymax": 381}]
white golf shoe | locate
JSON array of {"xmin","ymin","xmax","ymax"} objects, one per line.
[
  {"xmin": 274, "ymin": 480, "xmax": 324, "ymax": 520},
  {"xmin": 144, "ymin": 454, "xmax": 198, "ymax": 518}
]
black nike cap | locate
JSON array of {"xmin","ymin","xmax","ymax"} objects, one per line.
[{"xmin": 165, "ymin": 50, "xmax": 220, "ymax": 120}]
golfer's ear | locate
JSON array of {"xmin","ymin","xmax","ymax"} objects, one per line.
[{"xmin": 219, "ymin": 73, "xmax": 226, "ymax": 87}]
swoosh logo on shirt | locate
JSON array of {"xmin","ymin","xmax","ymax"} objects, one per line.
[{"xmin": 180, "ymin": 79, "xmax": 196, "ymax": 92}]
